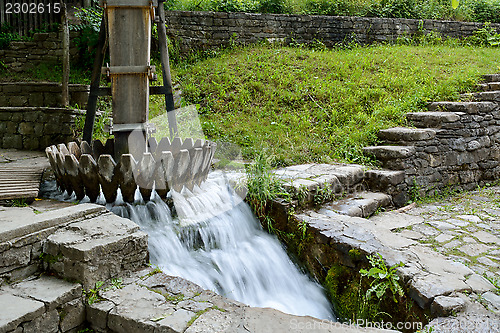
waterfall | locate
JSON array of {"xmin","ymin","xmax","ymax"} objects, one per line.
[{"xmin": 41, "ymin": 172, "xmax": 336, "ymax": 321}]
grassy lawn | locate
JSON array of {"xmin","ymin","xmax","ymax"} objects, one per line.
[{"xmin": 163, "ymin": 43, "xmax": 500, "ymax": 166}]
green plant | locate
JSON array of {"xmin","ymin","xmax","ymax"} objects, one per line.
[
  {"xmin": 240, "ymin": 151, "xmax": 289, "ymax": 218},
  {"xmin": 471, "ymin": 0, "xmax": 500, "ymax": 23},
  {"xmin": 73, "ymin": 98, "xmax": 112, "ymax": 141},
  {"xmin": 297, "ymin": 219, "xmax": 308, "ymax": 240},
  {"xmin": 143, "ymin": 264, "xmax": 163, "ymax": 279},
  {"xmin": 313, "ymin": 183, "xmax": 334, "ymax": 205},
  {"xmin": 0, "ymin": 31, "xmax": 22, "ymax": 49},
  {"xmin": 468, "ymin": 22, "xmax": 500, "ymax": 46},
  {"xmin": 83, "ymin": 281, "xmax": 105, "ymax": 305},
  {"xmin": 8, "ymin": 198, "xmax": 30, "ymax": 207},
  {"xmin": 296, "ymin": 184, "xmax": 309, "ymax": 203},
  {"xmin": 483, "ymin": 274, "xmax": 500, "ymax": 295},
  {"xmin": 70, "ymin": 1, "xmax": 104, "ymax": 69},
  {"xmin": 360, "ymin": 253, "xmax": 404, "ymax": 303},
  {"xmin": 110, "ymin": 278, "xmax": 123, "ymax": 289},
  {"xmin": 39, "ymin": 253, "xmax": 62, "ymax": 264},
  {"xmin": 409, "ymin": 178, "xmax": 422, "ymax": 203},
  {"xmin": 77, "ymin": 328, "xmax": 95, "ymax": 333}
]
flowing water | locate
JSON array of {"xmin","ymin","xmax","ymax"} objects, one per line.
[{"xmin": 41, "ymin": 172, "xmax": 335, "ymax": 321}]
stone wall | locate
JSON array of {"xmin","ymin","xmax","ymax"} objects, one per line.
[
  {"xmin": 0, "ymin": 204, "xmax": 106, "ymax": 286},
  {"xmin": 0, "ymin": 107, "xmax": 84, "ymax": 150},
  {"xmin": 0, "ymin": 82, "xmax": 89, "ymax": 108},
  {"xmin": 165, "ymin": 11, "xmax": 500, "ymax": 52},
  {"xmin": 0, "ymin": 31, "xmax": 80, "ymax": 73},
  {"xmin": 363, "ymin": 75, "xmax": 500, "ymax": 197},
  {"xmin": 0, "ymin": 276, "xmax": 86, "ymax": 333}
]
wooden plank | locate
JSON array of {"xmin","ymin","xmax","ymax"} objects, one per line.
[
  {"xmin": 0, "ymin": 181, "xmax": 41, "ymax": 185},
  {"xmin": 100, "ymin": 0, "xmax": 158, "ymax": 7},
  {"xmin": 0, "ymin": 164, "xmax": 43, "ymax": 200}
]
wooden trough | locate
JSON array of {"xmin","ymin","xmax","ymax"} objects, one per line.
[{"xmin": 45, "ymin": 137, "xmax": 216, "ymax": 203}]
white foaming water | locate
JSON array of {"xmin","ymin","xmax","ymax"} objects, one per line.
[{"xmin": 42, "ymin": 173, "xmax": 335, "ymax": 321}]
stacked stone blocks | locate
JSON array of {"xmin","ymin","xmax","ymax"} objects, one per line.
[
  {"xmin": 0, "ymin": 32, "xmax": 79, "ymax": 73},
  {"xmin": 363, "ymin": 74, "xmax": 500, "ymax": 197},
  {"xmin": 164, "ymin": 11, "xmax": 500, "ymax": 52},
  {"xmin": 0, "ymin": 107, "xmax": 84, "ymax": 151},
  {"xmin": 0, "ymin": 82, "xmax": 89, "ymax": 108}
]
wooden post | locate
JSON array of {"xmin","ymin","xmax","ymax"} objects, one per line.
[
  {"xmin": 61, "ymin": 3, "xmax": 70, "ymax": 107},
  {"xmin": 83, "ymin": 17, "xmax": 108, "ymax": 143},
  {"xmin": 157, "ymin": 0, "xmax": 178, "ymax": 138},
  {"xmin": 104, "ymin": 0, "xmax": 153, "ymax": 157}
]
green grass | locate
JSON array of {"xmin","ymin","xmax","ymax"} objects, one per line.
[{"xmin": 170, "ymin": 43, "xmax": 500, "ymax": 166}]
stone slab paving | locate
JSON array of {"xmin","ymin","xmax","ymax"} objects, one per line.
[
  {"xmin": 370, "ymin": 186, "xmax": 500, "ymax": 331},
  {"xmin": 400, "ymin": 187, "xmax": 500, "ymax": 283},
  {"xmin": 0, "ymin": 275, "xmax": 85, "ymax": 333},
  {"xmin": 292, "ymin": 185, "xmax": 500, "ymax": 331},
  {"xmin": 87, "ymin": 268, "xmax": 397, "ymax": 333}
]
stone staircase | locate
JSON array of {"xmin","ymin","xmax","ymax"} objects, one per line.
[
  {"xmin": 362, "ymin": 73, "xmax": 500, "ymax": 197},
  {"xmin": 274, "ymin": 163, "xmax": 406, "ymax": 217}
]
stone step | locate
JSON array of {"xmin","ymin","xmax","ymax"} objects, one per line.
[
  {"xmin": 365, "ymin": 169, "xmax": 405, "ymax": 189},
  {"xmin": 0, "ymin": 276, "xmax": 84, "ymax": 333},
  {"xmin": 406, "ymin": 111, "xmax": 462, "ymax": 128},
  {"xmin": 364, "ymin": 169, "xmax": 407, "ymax": 207},
  {"xmin": 319, "ymin": 191, "xmax": 392, "ymax": 218},
  {"xmin": 0, "ymin": 292, "xmax": 46, "ymax": 333},
  {"xmin": 378, "ymin": 127, "xmax": 436, "ymax": 142},
  {"xmin": 469, "ymin": 91, "xmax": 500, "ymax": 102},
  {"xmin": 476, "ymin": 82, "xmax": 500, "ymax": 92},
  {"xmin": 362, "ymin": 145, "xmax": 415, "ymax": 160},
  {"xmin": 482, "ymin": 74, "xmax": 500, "ymax": 82},
  {"xmin": 275, "ymin": 163, "xmax": 366, "ymax": 206},
  {"xmin": 43, "ymin": 212, "xmax": 149, "ymax": 289},
  {"xmin": 428, "ymin": 101, "xmax": 497, "ymax": 114}
]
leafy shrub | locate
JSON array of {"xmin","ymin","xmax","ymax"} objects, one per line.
[
  {"xmin": 303, "ymin": 0, "xmax": 353, "ymax": 16},
  {"xmin": 209, "ymin": 0, "xmax": 259, "ymax": 12},
  {"xmin": 168, "ymin": 0, "xmax": 500, "ymax": 22},
  {"xmin": 0, "ymin": 24, "xmax": 26, "ymax": 50},
  {"xmin": 0, "ymin": 31, "xmax": 21, "ymax": 49},
  {"xmin": 467, "ymin": 22, "xmax": 500, "ymax": 45},
  {"xmin": 70, "ymin": 1, "xmax": 103, "ymax": 69},
  {"xmin": 471, "ymin": 0, "xmax": 500, "ymax": 23},
  {"xmin": 257, "ymin": 0, "xmax": 286, "ymax": 13},
  {"xmin": 365, "ymin": 0, "xmax": 419, "ymax": 19}
]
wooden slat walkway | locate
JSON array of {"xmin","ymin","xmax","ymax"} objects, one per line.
[{"xmin": 0, "ymin": 166, "xmax": 44, "ymax": 200}]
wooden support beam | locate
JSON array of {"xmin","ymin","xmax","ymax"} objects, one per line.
[
  {"xmin": 61, "ymin": 3, "xmax": 70, "ymax": 107},
  {"xmin": 83, "ymin": 16, "xmax": 108, "ymax": 144},
  {"xmin": 157, "ymin": 0, "xmax": 178, "ymax": 138}
]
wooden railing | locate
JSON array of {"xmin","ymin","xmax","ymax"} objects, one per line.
[{"xmin": 0, "ymin": 0, "xmax": 91, "ymax": 36}]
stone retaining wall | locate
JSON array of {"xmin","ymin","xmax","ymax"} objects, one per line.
[
  {"xmin": 165, "ymin": 11, "xmax": 500, "ymax": 52},
  {"xmin": 0, "ymin": 107, "xmax": 84, "ymax": 151},
  {"xmin": 0, "ymin": 82, "xmax": 89, "ymax": 108},
  {"xmin": 363, "ymin": 89, "xmax": 500, "ymax": 197},
  {"xmin": 0, "ymin": 204, "xmax": 106, "ymax": 286},
  {"xmin": 0, "ymin": 31, "xmax": 80, "ymax": 73}
]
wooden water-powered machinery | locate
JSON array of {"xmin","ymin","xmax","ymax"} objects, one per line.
[{"xmin": 45, "ymin": 0, "xmax": 216, "ymax": 203}]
